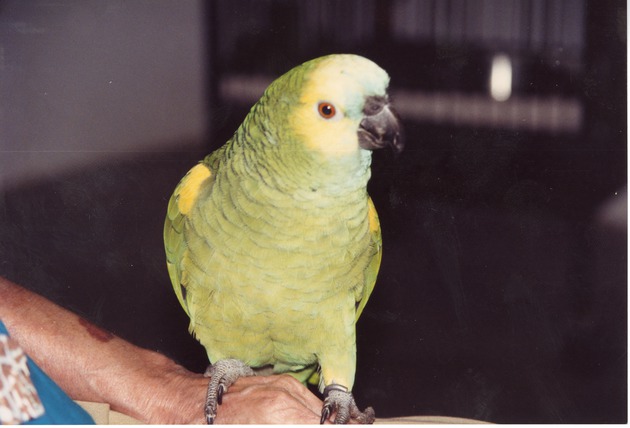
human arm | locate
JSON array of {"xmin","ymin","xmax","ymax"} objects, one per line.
[{"xmin": 0, "ymin": 276, "xmax": 324, "ymax": 424}]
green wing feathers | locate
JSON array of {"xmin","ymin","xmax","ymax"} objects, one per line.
[
  {"xmin": 164, "ymin": 161, "xmax": 214, "ymax": 316},
  {"xmin": 355, "ymin": 197, "xmax": 382, "ymax": 321}
]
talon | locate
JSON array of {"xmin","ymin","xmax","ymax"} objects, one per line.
[
  {"xmin": 320, "ymin": 384, "xmax": 375, "ymax": 424},
  {"xmin": 205, "ymin": 408, "xmax": 215, "ymax": 425},
  {"xmin": 202, "ymin": 359, "xmax": 255, "ymax": 424},
  {"xmin": 320, "ymin": 404, "xmax": 332, "ymax": 424},
  {"xmin": 217, "ymin": 383, "xmax": 225, "ymax": 405},
  {"xmin": 356, "ymin": 407, "xmax": 376, "ymax": 424}
]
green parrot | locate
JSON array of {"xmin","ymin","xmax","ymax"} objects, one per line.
[{"xmin": 164, "ymin": 54, "xmax": 402, "ymax": 424}]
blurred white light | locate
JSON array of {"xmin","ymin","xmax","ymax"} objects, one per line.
[{"xmin": 490, "ymin": 54, "xmax": 512, "ymax": 102}]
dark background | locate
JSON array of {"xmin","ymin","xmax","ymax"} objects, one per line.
[{"xmin": 0, "ymin": 0, "xmax": 626, "ymax": 423}]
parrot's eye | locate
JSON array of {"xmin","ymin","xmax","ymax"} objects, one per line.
[{"xmin": 317, "ymin": 102, "xmax": 337, "ymax": 119}]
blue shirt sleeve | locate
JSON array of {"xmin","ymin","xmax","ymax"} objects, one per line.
[{"xmin": 0, "ymin": 320, "xmax": 95, "ymax": 425}]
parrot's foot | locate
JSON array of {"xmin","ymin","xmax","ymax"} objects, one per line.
[
  {"xmin": 203, "ymin": 358, "xmax": 255, "ymax": 424},
  {"xmin": 320, "ymin": 384, "xmax": 375, "ymax": 424}
]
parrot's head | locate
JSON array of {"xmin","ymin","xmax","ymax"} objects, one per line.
[{"xmin": 267, "ymin": 54, "xmax": 403, "ymax": 161}]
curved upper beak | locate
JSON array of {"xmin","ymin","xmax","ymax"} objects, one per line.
[{"xmin": 358, "ymin": 95, "xmax": 404, "ymax": 154}]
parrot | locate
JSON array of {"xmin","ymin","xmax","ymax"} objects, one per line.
[{"xmin": 163, "ymin": 54, "xmax": 402, "ymax": 424}]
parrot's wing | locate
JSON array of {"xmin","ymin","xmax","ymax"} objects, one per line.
[
  {"xmin": 308, "ymin": 197, "xmax": 381, "ymax": 389},
  {"xmin": 355, "ymin": 197, "xmax": 382, "ymax": 321},
  {"xmin": 164, "ymin": 161, "xmax": 214, "ymax": 315}
]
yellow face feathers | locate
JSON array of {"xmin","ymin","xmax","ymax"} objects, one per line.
[{"xmin": 289, "ymin": 55, "xmax": 391, "ymax": 158}]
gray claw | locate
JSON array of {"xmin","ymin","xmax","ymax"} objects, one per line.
[
  {"xmin": 217, "ymin": 383, "xmax": 225, "ymax": 405},
  {"xmin": 203, "ymin": 359, "xmax": 255, "ymax": 424},
  {"xmin": 320, "ymin": 403, "xmax": 332, "ymax": 424},
  {"xmin": 321, "ymin": 384, "xmax": 375, "ymax": 424}
]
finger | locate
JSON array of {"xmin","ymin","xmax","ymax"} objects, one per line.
[{"xmin": 216, "ymin": 385, "xmax": 322, "ymax": 424}]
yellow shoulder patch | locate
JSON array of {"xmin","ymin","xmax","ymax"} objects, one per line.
[{"xmin": 177, "ymin": 163, "xmax": 212, "ymax": 215}]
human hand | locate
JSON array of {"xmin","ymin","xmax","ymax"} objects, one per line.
[
  {"xmin": 215, "ymin": 374, "xmax": 325, "ymax": 424},
  {"xmin": 135, "ymin": 359, "xmax": 325, "ymax": 424}
]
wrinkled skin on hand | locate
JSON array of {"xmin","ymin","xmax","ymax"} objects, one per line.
[
  {"xmin": 129, "ymin": 363, "xmax": 327, "ymax": 424},
  {"xmin": 214, "ymin": 375, "xmax": 324, "ymax": 424}
]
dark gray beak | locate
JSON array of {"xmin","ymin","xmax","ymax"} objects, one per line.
[{"xmin": 358, "ymin": 95, "xmax": 404, "ymax": 154}]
